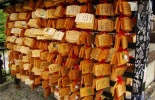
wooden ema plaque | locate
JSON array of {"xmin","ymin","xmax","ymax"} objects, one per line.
[{"xmin": 5, "ymin": 0, "xmax": 133, "ymax": 99}]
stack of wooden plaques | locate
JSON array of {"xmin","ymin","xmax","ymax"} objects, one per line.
[{"xmin": 4, "ymin": 0, "xmax": 136, "ymax": 99}]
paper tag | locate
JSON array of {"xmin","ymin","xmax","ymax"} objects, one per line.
[
  {"xmin": 82, "ymin": 63, "xmax": 90, "ymax": 74},
  {"xmin": 96, "ymin": 78, "xmax": 110, "ymax": 90},
  {"xmin": 22, "ymin": 21, "xmax": 26, "ymax": 27},
  {"xmin": 40, "ymin": 61, "xmax": 50, "ymax": 69},
  {"xmin": 32, "ymin": 67, "xmax": 43, "ymax": 75},
  {"xmin": 128, "ymin": 2, "xmax": 137, "ymax": 11},
  {"xmin": 21, "ymin": 75, "xmax": 27, "ymax": 82},
  {"xmin": 48, "ymin": 42, "xmax": 58, "ymax": 53},
  {"xmin": 54, "ymin": 91, "xmax": 61, "ymax": 100},
  {"xmin": 11, "ymin": 28, "xmax": 22, "ymax": 34},
  {"xmin": 46, "ymin": 9, "xmax": 55, "ymax": 18},
  {"xmin": 99, "ymin": 4, "xmax": 114, "ymax": 16},
  {"xmin": 126, "ymin": 78, "xmax": 133, "ymax": 85},
  {"xmin": 70, "ymin": 82, "xmax": 79, "ymax": 92},
  {"xmin": 14, "ymin": 21, "xmax": 27, "ymax": 28},
  {"xmin": 58, "ymin": 43, "xmax": 70, "ymax": 55},
  {"xmin": 15, "ymin": 60, "xmax": 21, "ymax": 66},
  {"xmin": 98, "ymin": 19, "xmax": 114, "ymax": 31},
  {"xmin": 41, "ymin": 71, "xmax": 50, "ymax": 80},
  {"xmin": 11, "ymin": 64, "xmax": 16, "ymax": 71},
  {"xmin": 98, "ymin": 34, "xmax": 113, "ymax": 46},
  {"xmin": 23, "ymin": 63, "xmax": 30, "ymax": 70},
  {"xmin": 69, "ymin": 92, "xmax": 79, "ymax": 100},
  {"xmin": 35, "ymin": 68, "xmax": 43, "ymax": 75},
  {"xmin": 15, "ymin": 37, "xmax": 24, "ymax": 45},
  {"xmin": 66, "ymin": 5, "xmax": 81, "ymax": 16},
  {"xmin": 80, "ymin": 87, "xmax": 94, "ymax": 97},
  {"xmin": 66, "ymin": 30, "xmax": 81, "ymax": 43},
  {"xmin": 116, "ymin": 68, "xmax": 126, "ymax": 76},
  {"xmin": 62, "ymin": 76, "xmax": 71, "ymax": 87},
  {"xmin": 94, "ymin": 64, "xmax": 111, "ymax": 77},
  {"xmin": 83, "ymin": 74, "xmax": 94, "ymax": 86},
  {"xmin": 59, "ymin": 87, "xmax": 70, "ymax": 97},
  {"xmin": 32, "ymin": 11, "xmax": 38, "ymax": 18},
  {"xmin": 55, "ymin": 86, "xmax": 59, "ymax": 89},
  {"xmin": 90, "ymin": 47, "xmax": 102, "ymax": 60},
  {"xmin": 121, "ymin": 51, "xmax": 129, "ymax": 63},
  {"xmin": 54, "ymin": 6, "xmax": 62, "ymax": 16},
  {"xmin": 132, "ymin": 34, "xmax": 136, "ymax": 43},
  {"xmin": 6, "ymin": 36, "xmax": 11, "ymax": 42},
  {"xmin": 82, "ymin": 96, "xmax": 94, "ymax": 100},
  {"xmin": 20, "ymin": 46, "xmax": 30, "ymax": 54},
  {"xmin": 50, "ymin": 74, "xmax": 59, "ymax": 83},
  {"xmin": 116, "ymin": 81, "xmax": 126, "ymax": 97},
  {"xmin": 106, "ymin": 48, "xmax": 116, "ymax": 62},
  {"xmin": 16, "ymin": 73, "xmax": 21, "ymax": 79},
  {"xmin": 111, "ymin": 66, "xmax": 126, "ymax": 81},
  {"xmin": 64, "ymin": 95, "xmax": 69, "ymax": 100},
  {"xmin": 22, "ymin": 56, "xmax": 29, "ymax": 62},
  {"xmin": 32, "ymin": 50, "xmax": 42, "ymax": 57},
  {"xmin": 25, "ymin": 78, "xmax": 34, "ymax": 85},
  {"xmin": 10, "ymin": 13, "xmax": 18, "ymax": 21},
  {"xmin": 75, "ymin": 13, "xmax": 94, "ymax": 23},
  {"xmin": 27, "ymin": 19, "xmax": 39, "ymax": 28},
  {"xmin": 124, "ymin": 54, "xmax": 128, "ymax": 61},
  {"xmin": 75, "ymin": 96, "xmax": 79, "ymax": 100},
  {"xmin": 75, "ymin": 85, "xmax": 79, "ymax": 89},
  {"xmin": 48, "ymin": 64, "xmax": 61, "ymax": 73},
  {"xmin": 52, "ymin": 31, "xmax": 65, "ymax": 40},
  {"xmin": 34, "ymin": 9, "xmax": 46, "ymax": 18},
  {"xmin": 81, "ymin": 61, "xmax": 94, "ymax": 74},
  {"xmin": 31, "ymin": 67, "xmax": 37, "ymax": 73},
  {"xmin": 18, "ymin": 13, "xmax": 27, "ymax": 20},
  {"xmin": 126, "ymin": 91, "xmax": 132, "ymax": 99},
  {"xmin": 15, "ymin": 45, "xmax": 22, "ymax": 52},
  {"xmin": 44, "ymin": 28, "xmax": 56, "ymax": 35},
  {"xmin": 10, "ymin": 36, "xmax": 17, "ymax": 42}
]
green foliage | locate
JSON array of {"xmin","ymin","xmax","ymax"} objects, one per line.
[
  {"xmin": 1, "ymin": 69, "xmax": 6, "ymax": 75},
  {"xmin": 0, "ymin": 34, "xmax": 5, "ymax": 43},
  {"xmin": 0, "ymin": 9, "xmax": 7, "ymax": 44}
]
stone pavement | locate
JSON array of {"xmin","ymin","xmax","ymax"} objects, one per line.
[
  {"xmin": 145, "ymin": 81, "xmax": 155, "ymax": 100},
  {"xmin": 0, "ymin": 82, "xmax": 56, "ymax": 100},
  {"xmin": 1, "ymin": 81, "xmax": 155, "ymax": 100}
]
